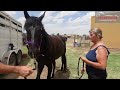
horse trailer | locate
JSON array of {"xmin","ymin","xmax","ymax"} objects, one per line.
[{"xmin": 0, "ymin": 11, "xmax": 23, "ymax": 66}]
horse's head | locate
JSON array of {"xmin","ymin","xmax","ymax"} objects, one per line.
[{"xmin": 24, "ymin": 11, "xmax": 46, "ymax": 58}]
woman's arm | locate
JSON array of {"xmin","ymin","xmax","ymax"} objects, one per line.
[
  {"xmin": 95, "ymin": 46, "xmax": 108, "ymax": 70},
  {"xmin": 80, "ymin": 46, "xmax": 108, "ymax": 70}
]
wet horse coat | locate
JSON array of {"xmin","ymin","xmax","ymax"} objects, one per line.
[{"xmin": 24, "ymin": 11, "xmax": 67, "ymax": 79}]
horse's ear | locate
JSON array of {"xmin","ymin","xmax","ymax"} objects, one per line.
[
  {"xmin": 24, "ymin": 11, "xmax": 30, "ymax": 19},
  {"xmin": 39, "ymin": 11, "xmax": 46, "ymax": 21}
]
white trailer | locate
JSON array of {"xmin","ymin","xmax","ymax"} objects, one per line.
[{"xmin": 0, "ymin": 11, "xmax": 23, "ymax": 65}]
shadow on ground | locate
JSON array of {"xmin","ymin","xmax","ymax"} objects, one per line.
[{"xmin": 53, "ymin": 67, "xmax": 70, "ymax": 79}]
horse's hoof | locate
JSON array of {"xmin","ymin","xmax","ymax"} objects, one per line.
[
  {"xmin": 47, "ymin": 78, "xmax": 51, "ymax": 79},
  {"xmin": 51, "ymin": 75, "xmax": 54, "ymax": 78},
  {"xmin": 36, "ymin": 78, "xmax": 40, "ymax": 79},
  {"xmin": 63, "ymin": 70, "xmax": 66, "ymax": 73},
  {"xmin": 47, "ymin": 76, "xmax": 51, "ymax": 79},
  {"xmin": 61, "ymin": 68, "xmax": 63, "ymax": 71},
  {"xmin": 63, "ymin": 68, "xmax": 67, "ymax": 72},
  {"xmin": 36, "ymin": 77, "xmax": 40, "ymax": 79}
]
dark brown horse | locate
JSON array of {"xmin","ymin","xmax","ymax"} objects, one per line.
[{"xmin": 24, "ymin": 11, "xmax": 67, "ymax": 79}]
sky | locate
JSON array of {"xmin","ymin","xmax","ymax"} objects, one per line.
[{"xmin": 4, "ymin": 11, "xmax": 95, "ymax": 35}]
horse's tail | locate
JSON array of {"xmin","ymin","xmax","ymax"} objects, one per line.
[
  {"xmin": 59, "ymin": 36, "xmax": 67, "ymax": 53},
  {"xmin": 57, "ymin": 35, "xmax": 67, "ymax": 71}
]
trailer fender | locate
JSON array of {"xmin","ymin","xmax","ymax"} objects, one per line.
[{"xmin": 1, "ymin": 50, "xmax": 17, "ymax": 65}]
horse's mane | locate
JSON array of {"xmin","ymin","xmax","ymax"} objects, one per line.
[{"xmin": 39, "ymin": 23, "xmax": 51, "ymax": 56}]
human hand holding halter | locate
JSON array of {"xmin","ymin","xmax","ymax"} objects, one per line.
[
  {"xmin": 15, "ymin": 66, "xmax": 34, "ymax": 78},
  {"xmin": 23, "ymin": 59, "xmax": 37, "ymax": 79}
]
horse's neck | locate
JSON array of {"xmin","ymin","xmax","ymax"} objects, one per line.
[
  {"xmin": 41, "ymin": 30, "xmax": 55, "ymax": 58},
  {"xmin": 41, "ymin": 30, "xmax": 50, "ymax": 53}
]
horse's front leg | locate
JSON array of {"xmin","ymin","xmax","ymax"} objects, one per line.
[
  {"xmin": 36, "ymin": 62, "xmax": 44, "ymax": 79},
  {"xmin": 61, "ymin": 57, "xmax": 64, "ymax": 71},
  {"xmin": 47, "ymin": 62, "xmax": 52, "ymax": 79},
  {"xmin": 51, "ymin": 60, "xmax": 56, "ymax": 78}
]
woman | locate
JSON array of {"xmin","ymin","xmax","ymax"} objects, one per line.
[{"xmin": 80, "ymin": 27, "xmax": 110, "ymax": 79}]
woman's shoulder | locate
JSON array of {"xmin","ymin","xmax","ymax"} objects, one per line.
[
  {"xmin": 96, "ymin": 44, "xmax": 108, "ymax": 49},
  {"xmin": 96, "ymin": 44, "xmax": 110, "ymax": 55},
  {"xmin": 90, "ymin": 44, "xmax": 106, "ymax": 50}
]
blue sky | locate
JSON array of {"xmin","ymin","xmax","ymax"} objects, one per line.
[{"xmin": 4, "ymin": 11, "xmax": 95, "ymax": 35}]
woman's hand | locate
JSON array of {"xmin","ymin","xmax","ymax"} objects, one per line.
[
  {"xmin": 81, "ymin": 68, "xmax": 85, "ymax": 74},
  {"xmin": 79, "ymin": 56, "xmax": 86, "ymax": 74},
  {"xmin": 80, "ymin": 56, "xmax": 87, "ymax": 62}
]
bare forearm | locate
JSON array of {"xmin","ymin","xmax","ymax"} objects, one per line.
[
  {"xmin": 0, "ymin": 62, "xmax": 34, "ymax": 77},
  {"xmin": 0, "ymin": 63, "xmax": 17, "ymax": 74},
  {"xmin": 83, "ymin": 59, "xmax": 106, "ymax": 70}
]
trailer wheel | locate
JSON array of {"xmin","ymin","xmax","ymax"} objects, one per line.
[
  {"xmin": 8, "ymin": 53, "xmax": 17, "ymax": 66},
  {"xmin": 16, "ymin": 50, "xmax": 22, "ymax": 65}
]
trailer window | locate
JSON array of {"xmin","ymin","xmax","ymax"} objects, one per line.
[
  {"xmin": 0, "ymin": 14, "xmax": 5, "ymax": 19},
  {"xmin": 6, "ymin": 18, "xmax": 10, "ymax": 21},
  {"xmin": 18, "ymin": 25, "xmax": 22, "ymax": 28},
  {"xmin": 0, "ymin": 23, "xmax": 5, "ymax": 27},
  {"xmin": 18, "ymin": 29, "xmax": 22, "ymax": 33},
  {"xmin": 12, "ymin": 21, "xmax": 17, "ymax": 26}
]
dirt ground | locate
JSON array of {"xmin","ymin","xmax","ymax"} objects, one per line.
[
  {"xmin": 0, "ymin": 64, "xmax": 46, "ymax": 79},
  {"xmin": 0, "ymin": 58, "xmax": 69, "ymax": 79},
  {"xmin": 0, "ymin": 67, "xmax": 70, "ymax": 79}
]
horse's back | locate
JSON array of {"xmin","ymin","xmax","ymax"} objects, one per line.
[
  {"xmin": 48, "ymin": 35, "xmax": 66, "ymax": 59},
  {"xmin": 58, "ymin": 35, "xmax": 67, "ymax": 43},
  {"xmin": 50, "ymin": 35, "xmax": 66, "ymax": 47}
]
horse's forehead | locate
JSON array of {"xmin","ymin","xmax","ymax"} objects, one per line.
[
  {"xmin": 28, "ymin": 17, "xmax": 39, "ymax": 21},
  {"xmin": 26, "ymin": 17, "xmax": 41, "ymax": 27},
  {"xmin": 25, "ymin": 17, "xmax": 39, "ymax": 28}
]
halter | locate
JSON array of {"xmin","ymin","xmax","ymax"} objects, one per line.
[{"xmin": 26, "ymin": 33, "xmax": 43, "ymax": 55}]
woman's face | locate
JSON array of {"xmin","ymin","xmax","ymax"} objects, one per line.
[{"xmin": 89, "ymin": 32, "xmax": 97, "ymax": 42}]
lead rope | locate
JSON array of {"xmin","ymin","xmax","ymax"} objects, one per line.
[{"xmin": 77, "ymin": 57, "xmax": 84, "ymax": 79}]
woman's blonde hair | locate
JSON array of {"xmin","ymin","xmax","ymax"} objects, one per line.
[{"xmin": 89, "ymin": 27, "xmax": 103, "ymax": 39}]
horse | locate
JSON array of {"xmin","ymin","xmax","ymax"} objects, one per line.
[{"xmin": 24, "ymin": 11, "xmax": 67, "ymax": 79}]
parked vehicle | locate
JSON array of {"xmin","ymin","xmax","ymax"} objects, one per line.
[{"xmin": 0, "ymin": 11, "xmax": 23, "ymax": 65}]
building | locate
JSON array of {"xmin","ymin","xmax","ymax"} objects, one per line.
[{"xmin": 91, "ymin": 16, "xmax": 120, "ymax": 49}]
